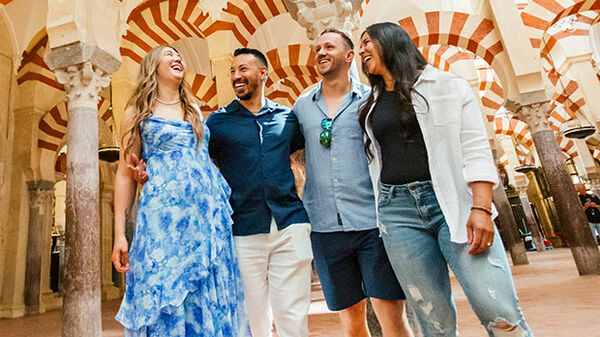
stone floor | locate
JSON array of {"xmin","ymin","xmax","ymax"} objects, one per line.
[{"xmin": 2, "ymin": 248, "xmax": 599, "ymax": 336}]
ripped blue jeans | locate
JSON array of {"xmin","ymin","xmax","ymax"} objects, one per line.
[{"xmin": 378, "ymin": 181, "xmax": 533, "ymax": 337}]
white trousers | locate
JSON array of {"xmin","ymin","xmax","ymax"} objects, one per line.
[{"xmin": 234, "ymin": 220, "xmax": 313, "ymax": 337}]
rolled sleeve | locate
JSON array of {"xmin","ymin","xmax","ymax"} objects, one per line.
[{"xmin": 458, "ymin": 79, "xmax": 499, "ymax": 188}]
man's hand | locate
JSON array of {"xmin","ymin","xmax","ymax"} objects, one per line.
[
  {"xmin": 127, "ymin": 153, "xmax": 149, "ymax": 184},
  {"xmin": 466, "ymin": 210, "xmax": 494, "ymax": 255},
  {"xmin": 112, "ymin": 236, "xmax": 130, "ymax": 272}
]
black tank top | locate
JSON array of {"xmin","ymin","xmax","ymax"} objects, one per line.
[{"xmin": 371, "ymin": 91, "xmax": 431, "ymax": 185}]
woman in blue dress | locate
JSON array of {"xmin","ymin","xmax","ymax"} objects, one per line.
[{"xmin": 112, "ymin": 45, "xmax": 251, "ymax": 336}]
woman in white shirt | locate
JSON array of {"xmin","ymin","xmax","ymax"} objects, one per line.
[{"xmin": 357, "ymin": 22, "xmax": 533, "ymax": 337}]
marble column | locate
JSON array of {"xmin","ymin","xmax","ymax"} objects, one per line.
[
  {"xmin": 494, "ymin": 135, "xmax": 530, "ymax": 264},
  {"xmin": 100, "ymin": 181, "xmax": 120, "ymax": 300},
  {"xmin": 516, "ymin": 185, "xmax": 546, "ymax": 252},
  {"xmin": 514, "ymin": 102, "xmax": 600, "ymax": 275},
  {"xmin": 45, "ymin": 44, "xmax": 118, "ymax": 337},
  {"xmin": 24, "ymin": 180, "xmax": 54, "ymax": 315},
  {"xmin": 493, "ymin": 178, "xmax": 529, "ymax": 265}
]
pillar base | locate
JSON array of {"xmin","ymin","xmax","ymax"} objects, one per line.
[
  {"xmin": 0, "ymin": 304, "xmax": 25, "ymax": 319},
  {"xmin": 42, "ymin": 292, "xmax": 63, "ymax": 312}
]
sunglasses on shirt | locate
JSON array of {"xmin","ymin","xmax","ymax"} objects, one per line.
[{"xmin": 320, "ymin": 118, "xmax": 332, "ymax": 148}]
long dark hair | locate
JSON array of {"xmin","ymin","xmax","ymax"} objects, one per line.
[{"xmin": 358, "ymin": 22, "xmax": 428, "ymax": 161}]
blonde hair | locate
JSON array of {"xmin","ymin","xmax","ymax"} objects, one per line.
[{"xmin": 122, "ymin": 45, "xmax": 204, "ymax": 157}]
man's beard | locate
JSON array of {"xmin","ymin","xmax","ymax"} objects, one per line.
[
  {"xmin": 237, "ymin": 91, "xmax": 254, "ymax": 100},
  {"xmin": 237, "ymin": 81, "xmax": 258, "ymax": 101},
  {"xmin": 320, "ymin": 60, "xmax": 341, "ymax": 77}
]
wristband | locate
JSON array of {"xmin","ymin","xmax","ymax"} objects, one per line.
[{"xmin": 471, "ymin": 205, "xmax": 493, "ymax": 216}]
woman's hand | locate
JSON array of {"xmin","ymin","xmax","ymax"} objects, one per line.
[
  {"xmin": 466, "ymin": 209, "xmax": 494, "ymax": 255},
  {"xmin": 112, "ymin": 236, "xmax": 130, "ymax": 272},
  {"xmin": 128, "ymin": 153, "xmax": 149, "ymax": 185}
]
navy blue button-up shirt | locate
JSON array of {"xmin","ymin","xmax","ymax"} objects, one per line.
[
  {"xmin": 293, "ymin": 79, "xmax": 377, "ymax": 232},
  {"xmin": 206, "ymin": 98, "xmax": 309, "ymax": 236}
]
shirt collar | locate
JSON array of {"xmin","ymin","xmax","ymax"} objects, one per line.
[
  {"xmin": 312, "ymin": 77, "xmax": 364, "ymax": 102},
  {"xmin": 227, "ymin": 97, "xmax": 276, "ymax": 114},
  {"xmin": 414, "ymin": 64, "xmax": 437, "ymax": 86}
]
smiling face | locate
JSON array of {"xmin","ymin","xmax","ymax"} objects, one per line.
[
  {"xmin": 156, "ymin": 47, "xmax": 184, "ymax": 83},
  {"xmin": 230, "ymin": 53, "xmax": 267, "ymax": 101},
  {"xmin": 358, "ymin": 32, "xmax": 386, "ymax": 76},
  {"xmin": 314, "ymin": 32, "xmax": 354, "ymax": 77}
]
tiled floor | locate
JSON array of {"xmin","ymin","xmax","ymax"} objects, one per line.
[{"xmin": 2, "ymin": 248, "xmax": 599, "ymax": 336}]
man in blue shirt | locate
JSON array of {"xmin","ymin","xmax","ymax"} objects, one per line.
[
  {"xmin": 293, "ymin": 30, "xmax": 412, "ymax": 336},
  {"xmin": 206, "ymin": 48, "xmax": 312, "ymax": 337}
]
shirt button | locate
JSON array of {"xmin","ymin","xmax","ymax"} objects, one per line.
[
  {"xmin": 331, "ymin": 137, "xmax": 335, "ymax": 141},
  {"xmin": 336, "ymin": 199, "xmax": 341, "ymax": 203},
  {"xmin": 334, "ymin": 178, "xmax": 339, "ymax": 183},
  {"xmin": 332, "ymin": 157, "xmax": 337, "ymax": 161}
]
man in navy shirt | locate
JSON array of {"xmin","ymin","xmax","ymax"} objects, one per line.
[{"xmin": 206, "ymin": 48, "xmax": 312, "ymax": 337}]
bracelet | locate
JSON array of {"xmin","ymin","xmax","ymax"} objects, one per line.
[{"xmin": 471, "ymin": 205, "xmax": 493, "ymax": 216}]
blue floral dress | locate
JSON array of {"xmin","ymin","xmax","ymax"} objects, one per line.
[{"xmin": 115, "ymin": 116, "xmax": 251, "ymax": 337}]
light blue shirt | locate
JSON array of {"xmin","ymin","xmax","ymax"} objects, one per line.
[{"xmin": 293, "ymin": 79, "xmax": 376, "ymax": 233}]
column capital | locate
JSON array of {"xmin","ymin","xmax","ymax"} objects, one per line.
[
  {"xmin": 44, "ymin": 42, "xmax": 120, "ymax": 75},
  {"xmin": 512, "ymin": 101, "xmax": 553, "ymax": 134},
  {"xmin": 288, "ymin": 0, "xmax": 359, "ymax": 41},
  {"xmin": 44, "ymin": 43, "xmax": 120, "ymax": 110},
  {"xmin": 53, "ymin": 62, "xmax": 111, "ymax": 110}
]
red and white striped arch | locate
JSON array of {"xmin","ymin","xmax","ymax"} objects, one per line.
[
  {"xmin": 264, "ymin": 44, "xmax": 320, "ymax": 106},
  {"xmin": 548, "ymin": 102, "xmax": 577, "ymax": 131},
  {"xmin": 120, "ymin": 0, "xmax": 212, "ymax": 63},
  {"xmin": 121, "ymin": 0, "xmax": 289, "ymax": 63},
  {"xmin": 37, "ymin": 98, "xmax": 113, "ymax": 153},
  {"xmin": 16, "ymin": 34, "xmax": 62, "ymax": 91},
  {"xmin": 419, "ymin": 45, "xmax": 474, "ymax": 72},
  {"xmin": 185, "ymin": 73, "xmax": 218, "ymax": 111},
  {"xmin": 478, "ymin": 69, "xmax": 504, "ymax": 121},
  {"xmin": 540, "ymin": 12, "xmax": 597, "ymax": 72},
  {"xmin": 215, "ymin": 0, "xmax": 289, "ymax": 46},
  {"xmin": 477, "ymin": 67, "xmax": 497, "ymax": 92},
  {"xmin": 494, "ymin": 115, "xmax": 534, "ymax": 148},
  {"xmin": 418, "ymin": 44, "xmax": 505, "ymax": 123},
  {"xmin": 557, "ymin": 135, "xmax": 579, "ymax": 159},
  {"xmin": 548, "ymin": 73, "xmax": 587, "ymax": 120},
  {"xmin": 521, "ymin": 0, "xmax": 600, "ymax": 48},
  {"xmin": 397, "ymin": 12, "xmax": 504, "ymax": 67},
  {"xmin": 516, "ymin": 143, "xmax": 536, "ymax": 166}
]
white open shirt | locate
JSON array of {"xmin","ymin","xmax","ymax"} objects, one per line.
[{"xmin": 364, "ymin": 65, "xmax": 499, "ymax": 244}]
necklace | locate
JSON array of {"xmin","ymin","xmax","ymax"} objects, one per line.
[{"xmin": 155, "ymin": 97, "xmax": 181, "ymax": 105}]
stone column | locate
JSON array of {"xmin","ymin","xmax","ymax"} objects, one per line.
[
  {"xmin": 212, "ymin": 54, "xmax": 235, "ymax": 107},
  {"xmin": 100, "ymin": 181, "xmax": 120, "ymax": 300},
  {"xmin": 571, "ymin": 139, "xmax": 600, "ymax": 181},
  {"xmin": 493, "ymin": 136, "xmax": 530, "ymax": 264},
  {"xmin": 45, "ymin": 44, "xmax": 118, "ymax": 337},
  {"xmin": 493, "ymin": 178, "xmax": 529, "ymax": 265},
  {"xmin": 23, "ymin": 180, "xmax": 54, "ymax": 314},
  {"xmin": 516, "ymin": 184, "xmax": 546, "ymax": 252},
  {"xmin": 206, "ymin": 31, "xmax": 236, "ymax": 107},
  {"xmin": 514, "ymin": 102, "xmax": 600, "ymax": 275}
]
